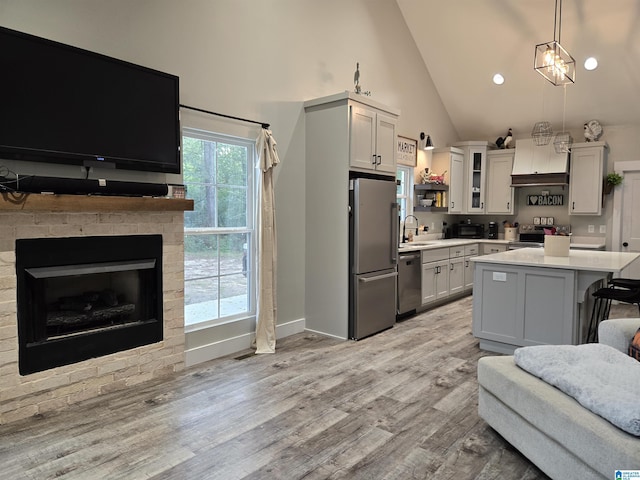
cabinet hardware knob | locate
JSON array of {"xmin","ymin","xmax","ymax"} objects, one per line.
[
  {"xmin": 623, "ymin": 242, "xmax": 629, "ymax": 247},
  {"xmin": 372, "ymin": 154, "xmax": 376, "ymax": 165}
]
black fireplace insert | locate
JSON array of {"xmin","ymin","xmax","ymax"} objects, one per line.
[{"xmin": 16, "ymin": 235, "xmax": 163, "ymax": 375}]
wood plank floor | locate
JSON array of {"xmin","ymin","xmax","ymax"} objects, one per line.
[{"xmin": 2, "ymin": 297, "xmax": 634, "ymax": 479}]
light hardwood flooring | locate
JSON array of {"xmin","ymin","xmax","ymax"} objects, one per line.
[{"xmin": 1, "ymin": 298, "xmax": 635, "ymax": 479}]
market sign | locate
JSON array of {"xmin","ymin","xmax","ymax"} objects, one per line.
[
  {"xmin": 527, "ymin": 194, "xmax": 564, "ymax": 206},
  {"xmin": 396, "ymin": 136, "xmax": 417, "ymax": 167}
]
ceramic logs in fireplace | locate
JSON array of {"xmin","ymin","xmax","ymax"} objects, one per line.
[{"xmin": 16, "ymin": 235, "xmax": 163, "ymax": 375}]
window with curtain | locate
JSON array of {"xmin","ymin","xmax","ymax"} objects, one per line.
[{"xmin": 182, "ymin": 128, "xmax": 256, "ymax": 329}]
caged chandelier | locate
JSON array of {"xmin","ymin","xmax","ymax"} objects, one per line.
[{"xmin": 534, "ymin": 0, "xmax": 575, "ymax": 86}]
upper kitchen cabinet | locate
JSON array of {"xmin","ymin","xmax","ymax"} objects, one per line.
[
  {"xmin": 568, "ymin": 142, "xmax": 608, "ymax": 216},
  {"xmin": 486, "ymin": 149, "xmax": 515, "ymax": 215},
  {"xmin": 431, "ymin": 147, "xmax": 465, "ymax": 214},
  {"xmin": 350, "ymin": 105, "xmax": 398, "ymax": 174},
  {"xmin": 305, "ymin": 92, "xmax": 399, "ymax": 177},
  {"xmin": 453, "ymin": 141, "xmax": 490, "ymax": 214}
]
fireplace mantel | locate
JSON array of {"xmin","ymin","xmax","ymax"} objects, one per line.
[{"xmin": 0, "ymin": 192, "xmax": 194, "ymax": 212}]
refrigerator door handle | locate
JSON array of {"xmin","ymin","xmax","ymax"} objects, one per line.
[
  {"xmin": 359, "ymin": 271, "xmax": 398, "ymax": 283},
  {"xmin": 391, "ymin": 202, "xmax": 399, "ymax": 264}
]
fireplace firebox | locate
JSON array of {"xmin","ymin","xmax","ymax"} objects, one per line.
[{"xmin": 16, "ymin": 235, "xmax": 163, "ymax": 375}]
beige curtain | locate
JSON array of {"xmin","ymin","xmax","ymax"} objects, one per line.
[{"xmin": 254, "ymin": 129, "xmax": 280, "ymax": 353}]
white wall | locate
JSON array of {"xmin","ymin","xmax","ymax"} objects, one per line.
[{"xmin": 0, "ymin": 0, "xmax": 458, "ymax": 361}]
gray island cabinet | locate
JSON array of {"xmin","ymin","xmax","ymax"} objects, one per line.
[{"xmin": 470, "ymin": 248, "xmax": 640, "ymax": 354}]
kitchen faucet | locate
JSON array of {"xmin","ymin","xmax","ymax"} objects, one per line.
[{"xmin": 402, "ymin": 215, "xmax": 419, "ymax": 242}]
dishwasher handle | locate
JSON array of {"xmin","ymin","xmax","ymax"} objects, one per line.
[{"xmin": 399, "ymin": 253, "xmax": 421, "ymax": 262}]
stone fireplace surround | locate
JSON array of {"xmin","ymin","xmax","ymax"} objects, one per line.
[{"xmin": 0, "ymin": 193, "xmax": 193, "ymax": 424}]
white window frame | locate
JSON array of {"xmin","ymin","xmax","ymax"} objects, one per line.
[
  {"xmin": 397, "ymin": 165, "xmax": 414, "ymax": 219},
  {"xmin": 182, "ymin": 127, "xmax": 257, "ymax": 332}
]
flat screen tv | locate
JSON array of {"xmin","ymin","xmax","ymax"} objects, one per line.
[{"xmin": 0, "ymin": 26, "xmax": 180, "ymax": 174}]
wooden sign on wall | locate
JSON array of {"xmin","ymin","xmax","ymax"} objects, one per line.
[
  {"xmin": 526, "ymin": 194, "xmax": 564, "ymax": 206},
  {"xmin": 397, "ymin": 136, "xmax": 417, "ymax": 167}
]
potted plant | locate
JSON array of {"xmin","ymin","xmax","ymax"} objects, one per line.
[{"xmin": 604, "ymin": 172, "xmax": 623, "ymax": 194}]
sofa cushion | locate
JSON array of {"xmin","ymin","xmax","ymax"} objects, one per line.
[
  {"xmin": 514, "ymin": 344, "xmax": 640, "ymax": 436},
  {"xmin": 478, "ymin": 355, "xmax": 640, "ymax": 475},
  {"xmin": 599, "ymin": 318, "xmax": 640, "ymax": 353},
  {"xmin": 630, "ymin": 328, "xmax": 640, "ymax": 361}
]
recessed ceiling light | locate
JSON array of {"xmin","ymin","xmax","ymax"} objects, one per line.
[
  {"xmin": 493, "ymin": 73, "xmax": 505, "ymax": 85},
  {"xmin": 584, "ymin": 57, "xmax": 598, "ymax": 71}
]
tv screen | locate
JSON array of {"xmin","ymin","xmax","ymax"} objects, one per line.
[{"xmin": 0, "ymin": 26, "xmax": 180, "ymax": 174}]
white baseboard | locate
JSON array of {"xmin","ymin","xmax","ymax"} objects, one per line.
[
  {"xmin": 185, "ymin": 317, "xmax": 305, "ymax": 367},
  {"xmin": 304, "ymin": 327, "xmax": 348, "ymax": 341}
]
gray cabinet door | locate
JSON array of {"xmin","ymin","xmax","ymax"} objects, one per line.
[{"xmin": 472, "ymin": 263, "xmax": 576, "ymax": 350}]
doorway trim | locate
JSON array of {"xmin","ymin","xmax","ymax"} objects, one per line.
[{"xmin": 612, "ymin": 160, "xmax": 640, "ymax": 251}]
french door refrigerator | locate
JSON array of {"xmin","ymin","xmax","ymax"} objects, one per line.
[{"xmin": 349, "ymin": 176, "xmax": 398, "ymax": 340}]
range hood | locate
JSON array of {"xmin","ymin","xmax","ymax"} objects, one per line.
[
  {"xmin": 510, "ymin": 138, "xmax": 569, "ymax": 187},
  {"xmin": 511, "ymin": 172, "xmax": 570, "ymax": 187}
]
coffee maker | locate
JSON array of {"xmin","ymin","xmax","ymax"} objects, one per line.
[{"xmin": 488, "ymin": 222, "xmax": 499, "ymax": 239}]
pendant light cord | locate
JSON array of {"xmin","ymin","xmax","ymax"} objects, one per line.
[{"xmin": 562, "ymin": 84, "xmax": 567, "ymax": 132}]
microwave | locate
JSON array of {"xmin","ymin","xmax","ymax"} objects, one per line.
[{"xmin": 451, "ymin": 223, "xmax": 485, "ymax": 239}]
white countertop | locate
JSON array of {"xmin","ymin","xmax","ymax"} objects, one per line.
[
  {"xmin": 398, "ymin": 237, "xmax": 606, "ymax": 252},
  {"xmin": 470, "ymin": 247, "xmax": 639, "ymax": 273},
  {"xmin": 398, "ymin": 239, "xmax": 508, "ymax": 252}
]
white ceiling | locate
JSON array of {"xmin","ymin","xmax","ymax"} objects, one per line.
[{"xmin": 397, "ymin": 0, "xmax": 640, "ymax": 142}]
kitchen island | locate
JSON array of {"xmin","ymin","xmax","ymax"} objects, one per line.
[{"xmin": 470, "ymin": 248, "xmax": 640, "ymax": 354}]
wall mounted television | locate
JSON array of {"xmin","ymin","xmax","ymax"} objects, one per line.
[{"xmin": 0, "ymin": 26, "xmax": 180, "ymax": 174}]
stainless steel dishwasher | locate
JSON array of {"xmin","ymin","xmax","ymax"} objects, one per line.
[{"xmin": 397, "ymin": 251, "xmax": 422, "ymax": 317}]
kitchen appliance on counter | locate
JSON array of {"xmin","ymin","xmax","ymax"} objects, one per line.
[
  {"xmin": 349, "ymin": 176, "xmax": 398, "ymax": 340},
  {"xmin": 451, "ymin": 222, "xmax": 485, "ymax": 239},
  {"xmin": 397, "ymin": 252, "xmax": 421, "ymax": 318},
  {"xmin": 507, "ymin": 224, "xmax": 571, "ymax": 250},
  {"xmin": 488, "ymin": 222, "xmax": 498, "ymax": 239}
]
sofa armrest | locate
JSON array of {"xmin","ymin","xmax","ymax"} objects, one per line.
[{"xmin": 598, "ymin": 318, "xmax": 640, "ymax": 352}]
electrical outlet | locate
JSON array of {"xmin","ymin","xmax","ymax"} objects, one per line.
[
  {"xmin": 599, "ymin": 225, "xmax": 606, "ymax": 234},
  {"xmin": 588, "ymin": 225, "xmax": 595, "ymax": 233}
]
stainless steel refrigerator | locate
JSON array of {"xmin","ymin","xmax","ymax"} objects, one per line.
[{"xmin": 349, "ymin": 176, "xmax": 398, "ymax": 340}]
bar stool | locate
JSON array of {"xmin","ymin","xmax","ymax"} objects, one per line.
[
  {"xmin": 608, "ymin": 277, "xmax": 640, "ymax": 316},
  {"xmin": 588, "ymin": 286, "xmax": 640, "ymax": 343},
  {"xmin": 609, "ymin": 277, "xmax": 640, "ymax": 297}
]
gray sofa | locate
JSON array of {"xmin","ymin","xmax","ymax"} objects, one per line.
[{"xmin": 477, "ymin": 318, "xmax": 640, "ymax": 479}]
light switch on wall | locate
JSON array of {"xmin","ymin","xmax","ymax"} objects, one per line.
[
  {"xmin": 588, "ymin": 225, "xmax": 595, "ymax": 233},
  {"xmin": 600, "ymin": 225, "xmax": 606, "ymax": 233}
]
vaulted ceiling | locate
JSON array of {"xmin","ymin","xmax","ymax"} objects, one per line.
[{"xmin": 397, "ymin": 0, "xmax": 640, "ymax": 142}]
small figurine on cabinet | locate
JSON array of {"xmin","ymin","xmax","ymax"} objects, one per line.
[
  {"xmin": 584, "ymin": 120, "xmax": 603, "ymax": 142},
  {"xmin": 495, "ymin": 128, "xmax": 513, "ymax": 149},
  {"xmin": 353, "ymin": 62, "xmax": 371, "ymax": 96}
]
